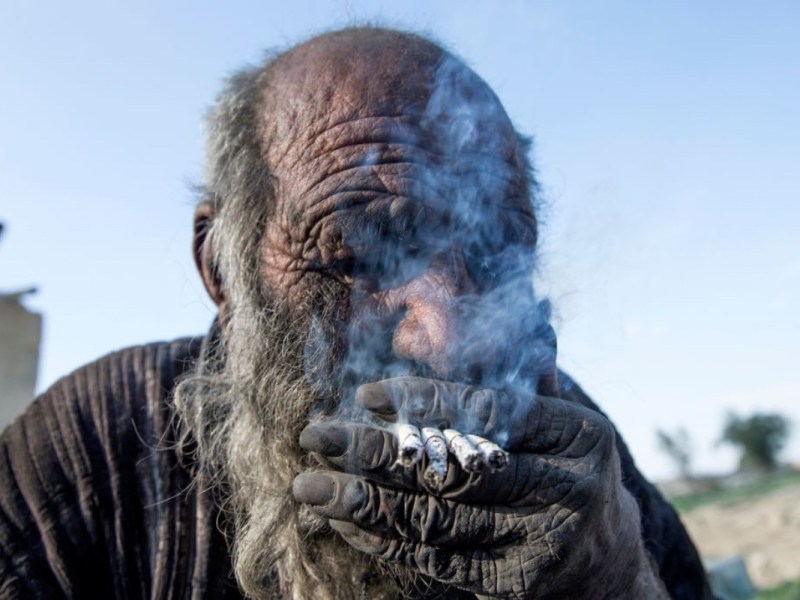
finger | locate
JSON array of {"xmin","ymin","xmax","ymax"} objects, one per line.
[
  {"xmin": 299, "ymin": 420, "xmax": 610, "ymax": 506},
  {"xmin": 328, "ymin": 519, "xmax": 499, "ymax": 596},
  {"xmin": 354, "ymin": 377, "xmax": 514, "ymax": 437},
  {"xmin": 354, "ymin": 377, "xmax": 460, "ymax": 425},
  {"xmin": 328, "ymin": 519, "xmax": 392, "ymax": 555},
  {"xmin": 354, "ymin": 379, "xmax": 617, "ymax": 456},
  {"xmin": 300, "ymin": 421, "xmax": 498, "ymax": 497},
  {"xmin": 300, "ymin": 421, "xmax": 403, "ymax": 477},
  {"xmin": 299, "ymin": 421, "xmax": 460, "ymax": 496},
  {"xmin": 509, "ymin": 393, "xmax": 616, "ymax": 456},
  {"xmin": 292, "ymin": 471, "xmax": 522, "ymax": 548}
]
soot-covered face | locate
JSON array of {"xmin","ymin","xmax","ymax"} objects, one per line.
[{"xmin": 256, "ymin": 31, "xmax": 552, "ymax": 401}]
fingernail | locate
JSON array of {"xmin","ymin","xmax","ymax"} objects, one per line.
[
  {"xmin": 299, "ymin": 424, "xmax": 347, "ymax": 456},
  {"xmin": 292, "ymin": 472, "xmax": 336, "ymax": 506}
]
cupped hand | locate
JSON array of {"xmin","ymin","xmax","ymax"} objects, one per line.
[{"xmin": 293, "ymin": 377, "xmax": 667, "ymax": 599}]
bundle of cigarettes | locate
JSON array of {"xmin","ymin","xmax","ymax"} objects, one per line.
[{"xmin": 393, "ymin": 423, "xmax": 508, "ymax": 487}]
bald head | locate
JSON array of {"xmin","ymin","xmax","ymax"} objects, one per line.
[
  {"xmin": 265, "ymin": 28, "xmax": 444, "ymax": 121},
  {"xmin": 259, "ymin": 28, "xmax": 526, "ymax": 174}
]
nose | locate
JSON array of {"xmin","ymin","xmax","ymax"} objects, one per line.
[{"xmin": 386, "ymin": 252, "xmax": 477, "ymax": 379}]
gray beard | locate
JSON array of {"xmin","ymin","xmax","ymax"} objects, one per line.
[{"xmin": 173, "ymin": 290, "xmax": 446, "ymax": 599}]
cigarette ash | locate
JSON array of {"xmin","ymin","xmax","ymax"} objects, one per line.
[
  {"xmin": 390, "ymin": 421, "xmax": 510, "ymax": 491},
  {"xmin": 467, "ymin": 434, "xmax": 509, "ymax": 470},
  {"xmin": 444, "ymin": 429, "xmax": 483, "ymax": 473},
  {"xmin": 394, "ymin": 423, "xmax": 424, "ymax": 467},
  {"xmin": 421, "ymin": 427, "xmax": 448, "ymax": 488}
]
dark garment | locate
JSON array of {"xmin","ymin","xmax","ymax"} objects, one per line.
[
  {"xmin": 0, "ymin": 337, "xmax": 240, "ymax": 599},
  {"xmin": 0, "ymin": 337, "xmax": 712, "ymax": 599},
  {"xmin": 558, "ymin": 374, "xmax": 714, "ymax": 599}
]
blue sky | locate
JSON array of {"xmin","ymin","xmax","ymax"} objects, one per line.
[{"xmin": 2, "ymin": 1, "xmax": 798, "ymax": 480}]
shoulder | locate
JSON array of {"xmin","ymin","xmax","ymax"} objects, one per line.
[
  {"xmin": 0, "ymin": 336, "xmax": 207, "ymax": 596},
  {"xmin": 42, "ymin": 336, "xmax": 204, "ymax": 416},
  {"xmin": 2, "ymin": 334, "xmax": 207, "ymax": 498},
  {"xmin": 1, "ymin": 334, "xmax": 206, "ymax": 497},
  {"xmin": 2, "ymin": 336, "xmax": 204, "ymax": 462}
]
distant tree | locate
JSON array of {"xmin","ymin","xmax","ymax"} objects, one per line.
[
  {"xmin": 720, "ymin": 412, "xmax": 791, "ymax": 472},
  {"xmin": 656, "ymin": 427, "xmax": 693, "ymax": 480}
]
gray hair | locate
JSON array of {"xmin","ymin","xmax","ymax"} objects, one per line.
[{"xmin": 202, "ymin": 57, "xmax": 276, "ymax": 326}]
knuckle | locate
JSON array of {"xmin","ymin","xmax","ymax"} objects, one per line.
[
  {"xmin": 352, "ymin": 480, "xmax": 400, "ymax": 532},
  {"xmin": 356, "ymin": 427, "xmax": 396, "ymax": 472},
  {"xmin": 409, "ymin": 495, "xmax": 452, "ymax": 544},
  {"xmin": 383, "ymin": 537, "xmax": 416, "ymax": 564},
  {"xmin": 465, "ymin": 388, "xmax": 496, "ymax": 430},
  {"xmin": 343, "ymin": 477, "xmax": 368, "ymax": 515},
  {"xmin": 416, "ymin": 543, "xmax": 457, "ymax": 581},
  {"xmin": 572, "ymin": 409, "xmax": 616, "ymax": 454}
]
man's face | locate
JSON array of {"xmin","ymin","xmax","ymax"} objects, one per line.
[{"xmin": 253, "ymin": 36, "xmax": 546, "ymax": 398}]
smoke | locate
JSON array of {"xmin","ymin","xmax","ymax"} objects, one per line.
[{"xmin": 305, "ymin": 54, "xmax": 557, "ymax": 439}]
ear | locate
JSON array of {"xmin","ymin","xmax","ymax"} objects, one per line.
[{"xmin": 193, "ymin": 201, "xmax": 229, "ymax": 323}]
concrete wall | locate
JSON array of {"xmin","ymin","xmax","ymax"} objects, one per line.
[{"xmin": 0, "ymin": 296, "xmax": 42, "ymax": 429}]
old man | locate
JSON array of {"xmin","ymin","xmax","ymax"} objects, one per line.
[{"xmin": 0, "ymin": 27, "xmax": 712, "ymax": 599}]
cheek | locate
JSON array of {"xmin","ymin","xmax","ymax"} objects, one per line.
[
  {"xmin": 259, "ymin": 250, "xmax": 344, "ymax": 318},
  {"xmin": 258, "ymin": 235, "xmax": 305, "ymax": 296},
  {"xmin": 258, "ymin": 221, "xmax": 356, "ymax": 318}
]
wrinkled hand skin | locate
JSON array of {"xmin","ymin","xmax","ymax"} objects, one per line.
[{"xmin": 293, "ymin": 377, "xmax": 669, "ymax": 599}]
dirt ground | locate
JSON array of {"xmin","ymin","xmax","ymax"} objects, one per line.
[{"xmin": 681, "ymin": 484, "xmax": 800, "ymax": 589}]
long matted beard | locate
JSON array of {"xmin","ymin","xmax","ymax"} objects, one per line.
[{"xmin": 174, "ymin": 290, "xmax": 413, "ymax": 599}]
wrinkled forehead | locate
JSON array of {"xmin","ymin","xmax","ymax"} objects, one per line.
[
  {"xmin": 255, "ymin": 31, "xmax": 536, "ymax": 264},
  {"xmin": 261, "ymin": 31, "xmax": 525, "ymax": 173}
]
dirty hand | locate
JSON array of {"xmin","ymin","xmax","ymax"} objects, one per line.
[{"xmin": 293, "ymin": 377, "xmax": 667, "ymax": 599}]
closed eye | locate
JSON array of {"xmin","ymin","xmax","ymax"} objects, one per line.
[{"xmin": 329, "ymin": 256, "xmax": 356, "ymax": 278}]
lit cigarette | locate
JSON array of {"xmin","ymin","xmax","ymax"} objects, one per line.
[
  {"xmin": 394, "ymin": 424, "xmax": 424, "ymax": 468},
  {"xmin": 443, "ymin": 429, "xmax": 483, "ymax": 473},
  {"xmin": 466, "ymin": 434, "xmax": 508, "ymax": 470},
  {"xmin": 421, "ymin": 427, "xmax": 448, "ymax": 487}
]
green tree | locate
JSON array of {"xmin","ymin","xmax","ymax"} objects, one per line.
[
  {"xmin": 720, "ymin": 412, "xmax": 791, "ymax": 472},
  {"xmin": 656, "ymin": 427, "xmax": 693, "ymax": 480}
]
